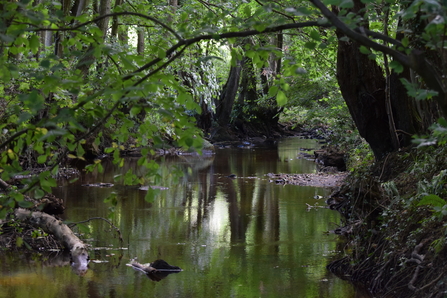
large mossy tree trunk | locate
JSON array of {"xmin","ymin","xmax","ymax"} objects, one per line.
[
  {"xmin": 336, "ymin": 33, "xmax": 394, "ymax": 159},
  {"xmin": 335, "ymin": 0, "xmax": 440, "ymax": 160},
  {"xmin": 335, "ymin": 1, "xmax": 393, "ymax": 160},
  {"xmin": 215, "ymin": 59, "xmax": 242, "ymax": 128}
]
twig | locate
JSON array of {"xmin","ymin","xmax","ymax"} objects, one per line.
[
  {"xmin": 379, "ymin": 153, "xmax": 390, "ymax": 181},
  {"xmin": 24, "ymin": 12, "xmax": 183, "ymax": 41}
]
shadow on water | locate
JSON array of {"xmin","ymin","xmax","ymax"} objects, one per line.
[{"xmin": 0, "ymin": 138, "xmax": 371, "ymax": 298}]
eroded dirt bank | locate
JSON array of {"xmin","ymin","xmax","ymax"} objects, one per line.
[{"xmin": 323, "ymin": 147, "xmax": 447, "ymax": 298}]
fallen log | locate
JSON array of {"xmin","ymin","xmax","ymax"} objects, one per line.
[
  {"xmin": 127, "ymin": 259, "xmax": 182, "ymax": 282},
  {"xmin": 14, "ymin": 208, "xmax": 89, "ymax": 274}
]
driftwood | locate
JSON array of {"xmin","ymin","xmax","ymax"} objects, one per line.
[
  {"xmin": 127, "ymin": 259, "xmax": 182, "ymax": 282},
  {"xmin": 14, "ymin": 208, "xmax": 89, "ymax": 274}
]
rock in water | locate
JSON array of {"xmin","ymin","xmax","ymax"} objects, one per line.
[{"xmin": 150, "ymin": 259, "xmax": 182, "ymax": 271}]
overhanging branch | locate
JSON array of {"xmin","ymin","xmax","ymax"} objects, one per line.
[
  {"xmin": 309, "ymin": 0, "xmax": 447, "ymax": 116},
  {"xmin": 308, "ymin": 0, "xmax": 410, "ymax": 67}
]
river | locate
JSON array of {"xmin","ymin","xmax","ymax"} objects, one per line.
[{"xmin": 0, "ymin": 137, "xmax": 367, "ymax": 298}]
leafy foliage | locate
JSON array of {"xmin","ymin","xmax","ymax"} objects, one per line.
[{"xmin": 0, "ymin": 0, "xmax": 446, "ymax": 219}]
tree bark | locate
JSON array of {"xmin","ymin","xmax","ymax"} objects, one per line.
[
  {"xmin": 111, "ymin": 0, "xmax": 122, "ymax": 39},
  {"xmin": 334, "ymin": 2, "xmax": 396, "ymax": 159},
  {"xmin": 97, "ymin": 0, "xmax": 111, "ymax": 37},
  {"xmin": 237, "ymin": 56, "xmax": 257, "ymax": 109},
  {"xmin": 215, "ymin": 59, "xmax": 242, "ymax": 127},
  {"xmin": 14, "ymin": 208, "xmax": 89, "ymax": 269},
  {"xmin": 137, "ymin": 28, "xmax": 145, "ymax": 56}
]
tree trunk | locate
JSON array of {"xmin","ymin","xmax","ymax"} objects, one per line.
[
  {"xmin": 237, "ymin": 56, "xmax": 257, "ymax": 109},
  {"xmin": 97, "ymin": 0, "xmax": 111, "ymax": 37},
  {"xmin": 76, "ymin": 0, "xmax": 110, "ymax": 77},
  {"xmin": 215, "ymin": 60, "xmax": 242, "ymax": 127},
  {"xmin": 335, "ymin": 1, "xmax": 443, "ymax": 159},
  {"xmin": 334, "ymin": 2, "xmax": 396, "ymax": 159},
  {"xmin": 137, "ymin": 28, "xmax": 145, "ymax": 56},
  {"xmin": 111, "ymin": 0, "xmax": 122, "ymax": 40},
  {"xmin": 14, "ymin": 208, "xmax": 89, "ymax": 273}
]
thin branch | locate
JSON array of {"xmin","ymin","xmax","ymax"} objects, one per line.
[
  {"xmin": 24, "ymin": 12, "xmax": 183, "ymax": 41},
  {"xmin": 0, "ymin": 129, "xmax": 29, "ymax": 150},
  {"xmin": 308, "ymin": 0, "xmax": 410, "ymax": 68},
  {"xmin": 125, "ymin": 21, "xmax": 331, "ymax": 81},
  {"xmin": 68, "ymin": 217, "xmax": 123, "ymax": 245},
  {"xmin": 254, "ymin": 0, "xmax": 296, "ymax": 22},
  {"xmin": 196, "ymin": 0, "xmax": 219, "ymax": 17},
  {"xmin": 132, "ymin": 45, "xmax": 189, "ymax": 87},
  {"xmin": 356, "ymin": 27, "xmax": 402, "ymax": 46}
]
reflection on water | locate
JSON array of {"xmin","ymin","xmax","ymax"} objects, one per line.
[{"xmin": 0, "ymin": 138, "xmax": 365, "ymax": 298}]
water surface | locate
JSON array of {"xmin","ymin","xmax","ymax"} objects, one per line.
[{"xmin": 0, "ymin": 138, "xmax": 361, "ymax": 298}]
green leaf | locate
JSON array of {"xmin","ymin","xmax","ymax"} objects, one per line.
[
  {"xmin": 437, "ymin": 118, "xmax": 447, "ymax": 127},
  {"xmin": 340, "ymin": 0, "xmax": 354, "ymax": 8},
  {"xmin": 304, "ymin": 42, "xmax": 317, "ymax": 50},
  {"xmin": 37, "ymin": 155, "xmax": 47, "ymax": 164},
  {"xmin": 19, "ymin": 90, "xmax": 45, "ymax": 114},
  {"xmin": 285, "ymin": 7, "xmax": 311, "ymax": 16},
  {"xmin": 119, "ymin": 53, "xmax": 135, "ymax": 70},
  {"xmin": 144, "ymin": 187, "xmax": 159, "ymax": 203},
  {"xmin": 158, "ymin": 48, "xmax": 166, "ymax": 59},
  {"xmin": 35, "ymin": 188, "xmax": 45, "ymax": 199},
  {"xmin": 40, "ymin": 59, "xmax": 51, "ymax": 68},
  {"xmin": 418, "ymin": 194, "xmax": 446, "ymax": 208},
  {"xmin": 415, "ymin": 89, "xmax": 438, "ymax": 100},
  {"xmin": 0, "ymin": 208, "xmax": 8, "ymax": 220},
  {"xmin": 244, "ymin": 5, "xmax": 251, "ymax": 17},
  {"xmin": 254, "ymin": 23, "xmax": 267, "ymax": 32},
  {"xmin": 18, "ymin": 201, "xmax": 35, "ymax": 208},
  {"xmin": 310, "ymin": 30, "xmax": 321, "ymax": 41},
  {"xmin": 11, "ymin": 192, "xmax": 24, "ymax": 202},
  {"xmin": 41, "ymin": 177, "xmax": 56, "ymax": 192},
  {"xmin": 359, "ymin": 46, "xmax": 371, "ymax": 54},
  {"xmin": 268, "ymin": 86, "xmax": 279, "ymax": 98},
  {"xmin": 29, "ymin": 34, "xmax": 40, "ymax": 54},
  {"xmin": 276, "ymin": 90, "xmax": 287, "ymax": 106},
  {"xmin": 390, "ymin": 60, "xmax": 403, "ymax": 74},
  {"xmin": 104, "ymin": 192, "xmax": 117, "ymax": 205},
  {"xmin": 401, "ymin": 37, "xmax": 409, "ymax": 47},
  {"xmin": 130, "ymin": 106, "xmax": 141, "ymax": 117}
]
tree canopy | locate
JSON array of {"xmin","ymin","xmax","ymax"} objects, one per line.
[{"xmin": 1, "ymin": 0, "xmax": 446, "ymax": 217}]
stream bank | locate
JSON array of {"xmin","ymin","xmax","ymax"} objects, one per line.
[{"xmin": 325, "ymin": 146, "xmax": 447, "ymax": 298}]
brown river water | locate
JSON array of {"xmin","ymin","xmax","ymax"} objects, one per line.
[{"xmin": 0, "ymin": 137, "xmax": 369, "ymax": 298}]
